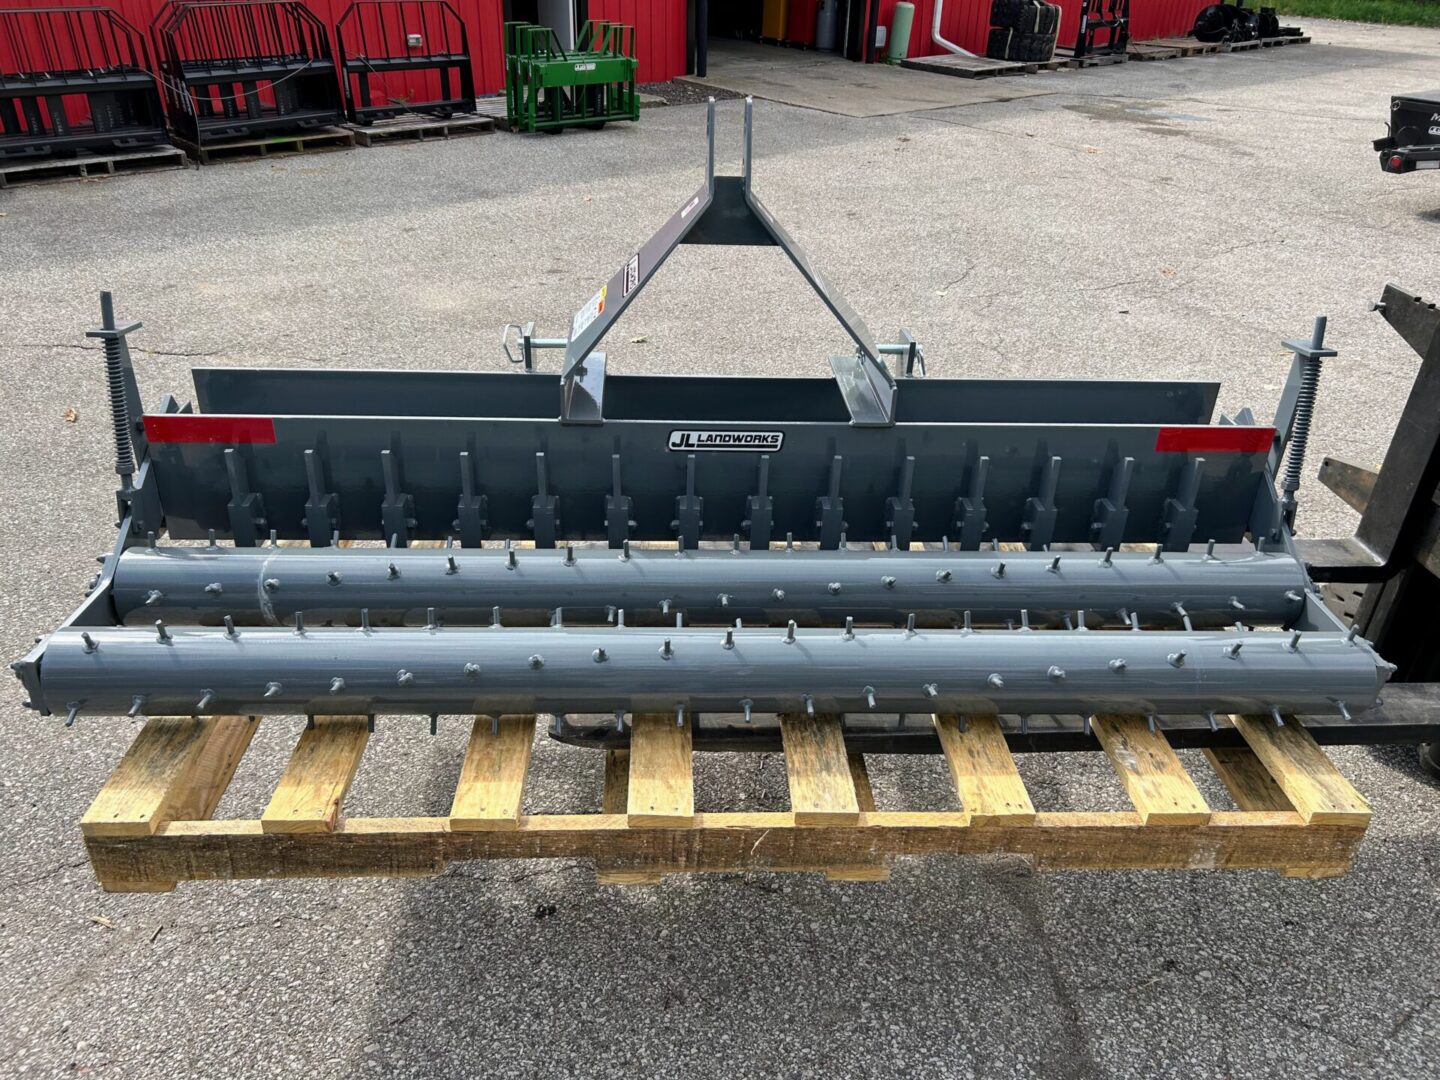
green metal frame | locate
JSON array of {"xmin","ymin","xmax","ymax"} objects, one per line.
[{"xmin": 503, "ymin": 19, "xmax": 639, "ymax": 133}]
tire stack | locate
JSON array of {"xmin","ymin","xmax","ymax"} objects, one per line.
[{"xmin": 986, "ymin": 0, "xmax": 1061, "ymax": 63}]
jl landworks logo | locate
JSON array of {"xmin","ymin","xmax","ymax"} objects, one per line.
[{"xmin": 667, "ymin": 430, "xmax": 785, "ymax": 452}]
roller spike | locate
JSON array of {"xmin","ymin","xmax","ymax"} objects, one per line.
[
  {"xmin": 147, "ymin": 532, "xmax": 157, "ymax": 549},
  {"xmin": 843, "ymin": 616, "xmax": 855, "ymax": 641},
  {"xmin": 723, "ymin": 627, "xmax": 735, "ymax": 649},
  {"xmin": 719, "ymin": 592, "xmax": 732, "ymax": 606},
  {"xmin": 1077, "ymin": 610, "xmax": 1088, "ymax": 631},
  {"xmin": 492, "ymin": 606, "xmax": 502, "ymax": 628},
  {"xmin": 772, "ymin": 588, "xmax": 786, "ymax": 602},
  {"xmin": 802, "ymin": 694, "xmax": 815, "ymax": 717},
  {"xmin": 1224, "ymin": 641, "xmax": 1243, "ymax": 659},
  {"xmin": 616, "ymin": 609, "xmax": 626, "ymax": 628},
  {"xmin": 963, "ymin": 610, "xmax": 973, "ymax": 633},
  {"xmin": 330, "ymin": 677, "xmax": 345, "ymax": 695},
  {"xmin": 881, "ymin": 575, "xmax": 896, "ymax": 589},
  {"xmin": 1101, "ymin": 548, "xmax": 1114, "ymax": 567},
  {"xmin": 1020, "ymin": 714, "xmax": 1029, "ymax": 736},
  {"xmin": 447, "ymin": 554, "xmax": 459, "ymax": 575},
  {"xmin": 661, "ymin": 638, "xmax": 673, "ymax": 659},
  {"xmin": 740, "ymin": 698, "xmax": 754, "ymax": 723},
  {"xmin": 1083, "ymin": 715, "xmax": 1093, "ymax": 738},
  {"xmin": 1147, "ymin": 714, "xmax": 1158, "ymax": 735},
  {"xmin": 387, "ymin": 562, "xmax": 399, "ymax": 580},
  {"xmin": 593, "ymin": 647, "xmax": 608, "ymax": 663},
  {"xmin": 507, "ymin": 548, "xmax": 518, "ymax": 571},
  {"xmin": 1048, "ymin": 556, "xmax": 1061, "ymax": 574},
  {"xmin": 81, "ymin": 632, "xmax": 97, "ymax": 654},
  {"xmin": 1048, "ymin": 665, "xmax": 1066, "ymax": 681},
  {"xmin": 1345, "ymin": 625, "xmax": 1359, "ymax": 644},
  {"xmin": 551, "ymin": 607, "xmax": 563, "ymax": 629},
  {"xmin": 361, "ymin": 608, "xmax": 372, "ymax": 633},
  {"xmin": 987, "ymin": 673, "xmax": 1004, "ymax": 689},
  {"xmin": 205, "ymin": 582, "xmax": 224, "ymax": 596},
  {"xmin": 1019, "ymin": 609, "xmax": 1031, "ymax": 631},
  {"xmin": 529, "ymin": 654, "xmax": 545, "ymax": 670},
  {"xmin": 1063, "ymin": 612, "xmax": 1074, "ymax": 631},
  {"xmin": 428, "ymin": 607, "xmax": 440, "ymax": 630},
  {"xmin": 992, "ymin": 561, "xmax": 1005, "ymax": 579},
  {"xmin": 1130, "ymin": 612, "xmax": 1141, "ymax": 632},
  {"xmin": 1335, "ymin": 700, "xmax": 1353, "ymax": 722},
  {"xmin": 620, "ymin": 538, "xmax": 631, "ymax": 562},
  {"xmin": 264, "ymin": 681, "xmax": 282, "ymax": 698},
  {"xmin": 732, "ymin": 534, "xmax": 741, "ymax": 553},
  {"xmin": 327, "ymin": 570, "xmax": 343, "ymax": 586},
  {"xmin": 155, "ymin": 619, "xmax": 171, "ymax": 644},
  {"xmin": 863, "ymin": 685, "xmax": 876, "ymax": 709},
  {"xmin": 65, "ymin": 702, "xmax": 80, "ymax": 728},
  {"xmin": 1287, "ymin": 630, "xmax": 1302, "ymax": 653},
  {"xmin": 1205, "ymin": 710, "xmax": 1219, "ymax": 732},
  {"xmin": 606, "ymin": 606, "xmax": 617, "ymax": 624},
  {"xmin": 269, "ymin": 530, "xmax": 279, "ymax": 548},
  {"xmin": 294, "ymin": 612, "xmax": 305, "ymax": 635},
  {"xmin": 660, "ymin": 599, "xmax": 672, "ymax": 615},
  {"xmin": 464, "ymin": 662, "xmax": 481, "ymax": 676},
  {"xmin": 490, "ymin": 714, "xmax": 500, "ymax": 736},
  {"xmin": 1270, "ymin": 706, "xmax": 1285, "ymax": 727},
  {"xmin": 207, "ymin": 529, "xmax": 218, "ymax": 548},
  {"xmin": 1109, "ymin": 658, "xmax": 1127, "ymax": 672},
  {"xmin": 785, "ymin": 620, "xmax": 797, "ymax": 644},
  {"xmin": 1150, "ymin": 544, "xmax": 1163, "ymax": 564},
  {"xmin": 396, "ymin": 670, "xmax": 414, "ymax": 686},
  {"xmin": 196, "ymin": 690, "xmax": 215, "ymax": 711},
  {"xmin": 1230, "ymin": 597, "xmax": 1246, "ymax": 612},
  {"xmin": 1167, "ymin": 650, "xmax": 1186, "ymax": 668},
  {"xmin": 128, "ymin": 696, "xmax": 146, "ymax": 717},
  {"xmin": 922, "ymin": 683, "xmax": 939, "ymax": 700},
  {"xmin": 828, "ymin": 581, "xmax": 843, "ymax": 594},
  {"xmin": 430, "ymin": 714, "xmax": 438, "ymax": 736},
  {"xmin": 905, "ymin": 613, "xmax": 917, "ymax": 636},
  {"xmin": 941, "ymin": 535, "xmax": 951, "ymax": 551},
  {"xmin": 564, "ymin": 544, "xmax": 575, "ymax": 566},
  {"xmin": 615, "ymin": 709, "xmax": 627, "ymax": 734},
  {"xmin": 786, "ymin": 532, "xmax": 794, "ymax": 552},
  {"xmin": 676, "ymin": 704, "xmax": 686, "ymax": 728},
  {"xmin": 144, "ymin": 589, "xmax": 164, "ymax": 606},
  {"xmin": 551, "ymin": 715, "xmax": 564, "ymax": 738},
  {"xmin": 1205, "ymin": 539, "xmax": 1217, "ymax": 560}
]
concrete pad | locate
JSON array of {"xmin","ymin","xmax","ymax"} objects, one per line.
[{"xmin": 681, "ymin": 39, "xmax": 1057, "ymax": 117}]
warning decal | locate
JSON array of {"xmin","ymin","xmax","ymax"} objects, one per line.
[{"xmin": 572, "ymin": 284, "xmax": 607, "ymax": 337}]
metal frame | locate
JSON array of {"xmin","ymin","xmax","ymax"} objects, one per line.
[
  {"xmin": 1071, "ymin": 0, "xmax": 1129, "ymax": 59},
  {"xmin": 335, "ymin": 1, "xmax": 475, "ymax": 125}
]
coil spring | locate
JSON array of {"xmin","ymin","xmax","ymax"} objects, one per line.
[
  {"xmin": 1281, "ymin": 358, "xmax": 1320, "ymax": 494},
  {"xmin": 99, "ymin": 292, "xmax": 135, "ymax": 479}
]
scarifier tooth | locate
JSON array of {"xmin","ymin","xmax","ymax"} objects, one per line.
[
  {"xmin": 264, "ymin": 682, "xmax": 282, "ymax": 698},
  {"xmin": 330, "ymin": 677, "xmax": 345, "ymax": 694}
]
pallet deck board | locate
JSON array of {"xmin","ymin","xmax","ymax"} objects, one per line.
[
  {"xmin": 935, "ymin": 714, "xmax": 1037, "ymax": 825},
  {"xmin": 448, "ymin": 715, "xmax": 535, "ymax": 831},
  {"xmin": 174, "ymin": 126, "xmax": 356, "ymax": 165},
  {"xmin": 1230, "ymin": 714, "xmax": 1371, "ymax": 825},
  {"xmin": 347, "ymin": 113, "xmax": 495, "ymax": 147},
  {"xmin": 0, "ymin": 144, "xmax": 188, "ymax": 188},
  {"xmin": 625, "ymin": 713, "xmax": 695, "ymax": 827},
  {"xmin": 1093, "ymin": 714, "xmax": 1212, "ymax": 825},
  {"xmin": 781, "ymin": 713, "xmax": 861, "ymax": 826},
  {"xmin": 260, "ymin": 715, "xmax": 370, "ymax": 834}
]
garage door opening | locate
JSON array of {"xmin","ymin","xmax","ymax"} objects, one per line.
[{"xmin": 694, "ymin": 1, "xmax": 877, "ymax": 75}]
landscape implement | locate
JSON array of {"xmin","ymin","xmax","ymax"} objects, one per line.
[{"xmin": 17, "ymin": 101, "xmax": 1440, "ymax": 889}]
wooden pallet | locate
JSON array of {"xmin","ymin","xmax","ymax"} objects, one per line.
[
  {"xmin": 173, "ymin": 125, "xmax": 356, "ymax": 165},
  {"xmin": 79, "ymin": 707, "xmax": 1372, "ymax": 892},
  {"xmin": 0, "ymin": 144, "xmax": 188, "ymax": 189},
  {"xmin": 1127, "ymin": 42, "xmax": 1182, "ymax": 62},
  {"xmin": 1054, "ymin": 48, "xmax": 1129, "ymax": 69},
  {"xmin": 346, "ymin": 113, "xmax": 495, "ymax": 147},
  {"xmin": 901, "ymin": 53, "xmax": 1029, "ymax": 79},
  {"xmin": 1227, "ymin": 34, "xmax": 1311, "ymax": 52},
  {"xmin": 1143, "ymin": 36, "xmax": 1226, "ymax": 57}
]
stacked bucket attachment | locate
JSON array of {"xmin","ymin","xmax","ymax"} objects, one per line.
[
  {"xmin": 335, "ymin": 1, "xmax": 475, "ymax": 125},
  {"xmin": 18, "ymin": 103, "xmax": 1440, "ymax": 888},
  {"xmin": 152, "ymin": 0, "xmax": 343, "ymax": 148},
  {"xmin": 0, "ymin": 5, "xmax": 168, "ymax": 160},
  {"xmin": 503, "ymin": 19, "xmax": 638, "ymax": 133}
]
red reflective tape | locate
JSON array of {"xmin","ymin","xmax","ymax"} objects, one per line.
[
  {"xmin": 143, "ymin": 415, "xmax": 277, "ymax": 445},
  {"xmin": 1154, "ymin": 426, "xmax": 1275, "ymax": 454}
]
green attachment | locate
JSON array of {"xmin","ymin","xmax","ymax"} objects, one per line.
[{"xmin": 503, "ymin": 20, "xmax": 640, "ymax": 134}]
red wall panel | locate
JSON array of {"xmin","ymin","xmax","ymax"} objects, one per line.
[{"xmin": 589, "ymin": 0, "xmax": 687, "ymax": 82}]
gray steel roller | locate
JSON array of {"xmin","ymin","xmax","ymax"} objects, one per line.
[
  {"xmin": 111, "ymin": 545, "xmax": 1309, "ymax": 628},
  {"xmin": 35, "ymin": 624, "xmax": 1390, "ymax": 721}
]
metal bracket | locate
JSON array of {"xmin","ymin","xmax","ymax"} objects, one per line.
[
  {"xmin": 528, "ymin": 98, "xmax": 905, "ymax": 426},
  {"xmin": 455, "ymin": 450, "xmax": 487, "ymax": 547}
]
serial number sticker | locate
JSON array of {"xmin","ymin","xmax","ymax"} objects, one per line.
[
  {"xmin": 571, "ymin": 284, "xmax": 607, "ymax": 337},
  {"xmin": 574, "ymin": 62, "xmax": 596, "ymax": 72},
  {"xmin": 680, "ymin": 195, "xmax": 701, "ymax": 219},
  {"xmin": 622, "ymin": 254, "xmax": 639, "ymax": 298},
  {"xmin": 667, "ymin": 430, "xmax": 784, "ymax": 452}
]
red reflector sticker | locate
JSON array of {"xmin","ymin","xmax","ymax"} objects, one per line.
[
  {"xmin": 1155, "ymin": 426, "xmax": 1275, "ymax": 454},
  {"xmin": 143, "ymin": 415, "xmax": 277, "ymax": 445}
]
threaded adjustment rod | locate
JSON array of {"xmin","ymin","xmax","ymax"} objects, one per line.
[{"xmin": 1278, "ymin": 315, "xmax": 1337, "ymax": 529}]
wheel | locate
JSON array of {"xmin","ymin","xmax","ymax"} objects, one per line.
[
  {"xmin": 1420, "ymin": 743, "xmax": 1440, "ymax": 783},
  {"xmin": 989, "ymin": 0, "xmax": 1026, "ymax": 29},
  {"xmin": 986, "ymin": 27, "xmax": 1014, "ymax": 60}
]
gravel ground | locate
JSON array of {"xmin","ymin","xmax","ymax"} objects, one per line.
[{"xmin": 1, "ymin": 19, "xmax": 1438, "ymax": 1080}]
